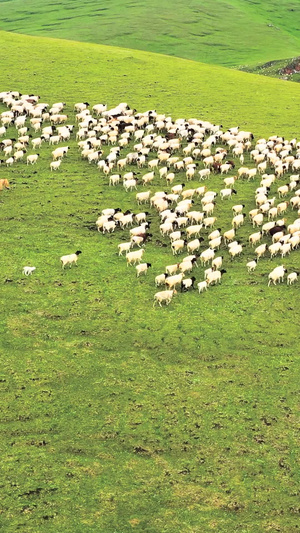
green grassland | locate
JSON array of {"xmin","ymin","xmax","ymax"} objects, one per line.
[
  {"xmin": 0, "ymin": 0, "xmax": 300, "ymax": 68},
  {"xmin": 1, "ymin": 31, "xmax": 300, "ymax": 532}
]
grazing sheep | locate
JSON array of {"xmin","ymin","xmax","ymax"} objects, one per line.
[
  {"xmin": 118, "ymin": 242, "xmax": 133, "ymax": 256},
  {"xmin": 287, "ymin": 272, "xmax": 298, "ymax": 285},
  {"xmin": 22, "ymin": 266, "xmax": 36, "ymax": 276},
  {"xmin": 136, "ymin": 191, "xmax": 151, "ymax": 204},
  {"xmin": 212, "ymin": 256, "xmax": 223, "ymax": 270},
  {"xmin": 60, "ymin": 251, "xmax": 82, "ymax": 269},
  {"xmin": 50, "ymin": 160, "xmax": 61, "ymax": 171},
  {"xmin": 232, "ymin": 213, "xmax": 246, "ymax": 229},
  {"xmin": 200, "ymin": 248, "xmax": 215, "ymax": 266},
  {"xmin": 179, "ymin": 258, "xmax": 197, "ymax": 273},
  {"xmin": 181, "ymin": 277, "xmax": 196, "ymax": 291},
  {"xmin": 26, "ymin": 154, "xmax": 39, "ymax": 165},
  {"xmin": 229, "ymin": 244, "xmax": 243, "ymax": 259},
  {"xmin": 197, "ymin": 280, "xmax": 208, "ymax": 293},
  {"xmin": 206, "ymin": 269, "xmax": 227, "ymax": 286},
  {"xmin": 255, "ymin": 243, "xmax": 267, "ymax": 259},
  {"xmin": 268, "ymin": 265, "xmax": 287, "ymax": 286},
  {"xmin": 171, "ymin": 239, "xmax": 186, "ymax": 255},
  {"xmin": 153, "ymin": 289, "xmax": 177, "ymax": 307},
  {"xmin": 165, "ymin": 273, "xmax": 185, "ymax": 289},
  {"xmin": 136, "ymin": 263, "xmax": 152, "ymax": 277},
  {"xmin": 102, "ymin": 220, "xmax": 117, "ymax": 234},
  {"xmin": 155, "ymin": 273, "xmax": 168, "ymax": 286},
  {"xmin": 126, "ymin": 249, "xmax": 145, "ymax": 266},
  {"xmin": 246, "ymin": 259, "xmax": 257, "ymax": 273}
]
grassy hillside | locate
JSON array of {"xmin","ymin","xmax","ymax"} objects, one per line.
[
  {"xmin": 0, "ymin": 31, "xmax": 300, "ymax": 139},
  {"xmin": 0, "ymin": 32, "xmax": 300, "ymax": 532},
  {"xmin": 0, "ymin": 0, "xmax": 300, "ymax": 67}
]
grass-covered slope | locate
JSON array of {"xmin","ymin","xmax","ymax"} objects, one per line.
[
  {"xmin": 0, "ymin": 0, "xmax": 300, "ymax": 67},
  {"xmin": 0, "ymin": 31, "xmax": 300, "ymax": 139},
  {"xmin": 0, "ymin": 32, "xmax": 300, "ymax": 532}
]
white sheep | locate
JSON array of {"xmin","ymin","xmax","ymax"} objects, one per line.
[
  {"xmin": 246, "ymin": 260, "xmax": 257, "ymax": 273},
  {"xmin": 118, "ymin": 242, "xmax": 133, "ymax": 256},
  {"xmin": 255, "ymin": 243, "xmax": 267, "ymax": 259},
  {"xmin": 197, "ymin": 281, "xmax": 208, "ymax": 293},
  {"xmin": 60, "ymin": 251, "xmax": 82, "ymax": 269},
  {"xmin": 206, "ymin": 269, "xmax": 226, "ymax": 286},
  {"xmin": 123, "ymin": 179, "xmax": 137, "ymax": 192},
  {"xmin": 165, "ymin": 273, "xmax": 185, "ymax": 289},
  {"xmin": 229, "ymin": 244, "xmax": 243, "ymax": 259},
  {"xmin": 22, "ymin": 266, "xmax": 36, "ymax": 276},
  {"xmin": 171, "ymin": 239, "xmax": 186, "ymax": 255},
  {"xmin": 26, "ymin": 154, "xmax": 39, "ymax": 165},
  {"xmin": 287, "ymin": 272, "xmax": 298, "ymax": 285},
  {"xmin": 50, "ymin": 160, "xmax": 61, "ymax": 171},
  {"xmin": 136, "ymin": 191, "xmax": 151, "ymax": 204},
  {"xmin": 126, "ymin": 249, "xmax": 145, "ymax": 266},
  {"xmin": 153, "ymin": 289, "xmax": 177, "ymax": 307},
  {"xmin": 155, "ymin": 273, "xmax": 168, "ymax": 286},
  {"xmin": 136, "ymin": 263, "xmax": 152, "ymax": 277},
  {"xmin": 268, "ymin": 265, "xmax": 287, "ymax": 286},
  {"xmin": 102, "ymin": 220, "xmax": 117, "ymax": 234},
  {"xmin": 200, "ymin": 248, "xmax": 215, "ymax": 266},
  {"xmin": 232, "ymin": 214, "xmax": 245, "ymax": 229}
]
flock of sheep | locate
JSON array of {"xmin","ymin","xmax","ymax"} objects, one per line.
[{"xmin": 1, "ymin": 91, "xmax": 299, "ymax": 306}]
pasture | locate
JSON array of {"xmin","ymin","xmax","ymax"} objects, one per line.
[
  {"xmin": 0, "ymin": 31, "xmax": 300, "ymax": 533},
  {"xmin": 0, "ymin": 0, "xmax": 300, "ymax": 68}
]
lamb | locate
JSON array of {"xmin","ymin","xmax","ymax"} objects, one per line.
[
  {"xmin": 197, "ymin": 280, "xmax": 208, "ymax": 293},
  {"xmin": 142, "ymin": 171, "xmax": 155, "ymax": 185},
  {"xmin": 60, "ymin": 251, "xmax": 82, "ymax": 269},
  {"xmin": 252, "ymin": 213, "xmax": 264, "ymax": 228},
  {"xmin": 153, "ymin": 289, "xmax": 177, "ymax": 307},
  {"xmin": 22, "ymin": 266, "xmax": 36, "ymax": 276},
  {"xmin": 287, "ymin": 272, "xmax": 298, "ymax": 285},
  {"xmin": 136, "ymin": 263, "xmax": 152, "ymax": 277},
  {"xmin": 223, "ymin": 228, "xmax": 235, "ymax": 244},
  {"xmin": 109, "ymin": 174, "xmax": 121, "ymax": 186},
  {"xmin": 50, "ymin": 160, "xmax": 61, "ymax": 171},
  {"xmin": 268, "ymin": 265, "xmax": 287, "ymax": 286},
  {"xmin": 246, "ymin": 259, "xmax": 257, "ymax": 273}
]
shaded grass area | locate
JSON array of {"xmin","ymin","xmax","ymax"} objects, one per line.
[
  {"xmin": 0, "ymin": 32, "xmax": 300, "ymax": 532},
  {"xmin": 0, "ymin": 0, "xmax": 300, "ymax": 67}
]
